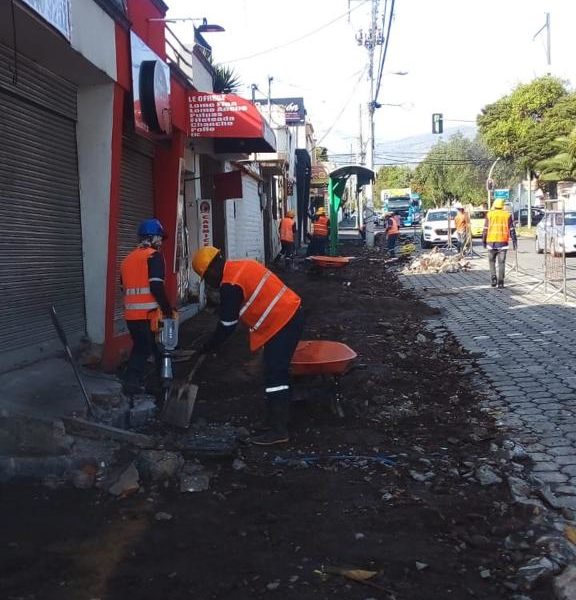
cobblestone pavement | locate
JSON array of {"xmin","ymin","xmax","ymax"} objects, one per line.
[{"xmin": 402, "ymin": 254, "xmax": 576, "ymax": 508}]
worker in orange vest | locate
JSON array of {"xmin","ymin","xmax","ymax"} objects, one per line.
[
  {"xmin": 482, "ymin": 199, "xmax": 517, "ymax": 288},
  {"xmin": 454, "ymin": 205, "xmax": 470, "ymax": 254},
  {"xmin": 192, "ymin": 247, "xmax": 304, "ymax": 446},
  {"xmin": 307, "ymin": 206, "xmax": 330, "ymax": 256},
  {"xmin": 278, "ymin": 209, "xmax": 296, "ymax": 260},
  {"xmin": 120, "ymin": 219, "xmax": 173, "ymax": 396},
  {"xmin": 384, "ymin": 212, "xmax": 400, "ymax": 257}
]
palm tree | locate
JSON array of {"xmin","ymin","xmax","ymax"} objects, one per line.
[
  {"xmin": 208, "ymin": 58, "xmax": 241, "ymax": 94},
  {"xmin": 537, "ymin": 125, "xmax": 576, "ymax": 181}
]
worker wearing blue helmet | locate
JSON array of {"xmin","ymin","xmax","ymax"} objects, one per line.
[{"xmin": 120, "ymin": 218, "xmax": 173, "ymax": 396}]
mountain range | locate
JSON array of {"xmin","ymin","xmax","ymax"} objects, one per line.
[{"xmin": 375, "ymin": 125, "xmax": 477, "ymax": 166}]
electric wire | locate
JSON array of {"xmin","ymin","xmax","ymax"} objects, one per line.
[
  {"xmin": 316, "ymin": 67, "xmax": 368, "ymax": 145},
  {"xmin": 374, "ymin": 0, "xmax": 396, "ymax": 103},
  {"xmin": 225, "ymin": 0, "xmax": 371, "ymax": 63}
]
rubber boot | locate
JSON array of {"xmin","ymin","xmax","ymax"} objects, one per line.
[
  {"xmin": 491, "ymin": 276, "xmax": 497, "ymax": 288},
  {"xmin": 497, "ymin": 280, "xmax": 504, "ymax": 289},
  {"xmin": 251, "ymin": 392, "xmax": 290, "ymax": 446}
]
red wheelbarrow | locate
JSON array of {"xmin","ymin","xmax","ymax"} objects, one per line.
[
  {"xmin": 307, "ymin": 256, "xmax": 352, "ymax": 269},
  {"xmin": 290, "ymin": 340, "xmax": 358, "ymax": 417}
]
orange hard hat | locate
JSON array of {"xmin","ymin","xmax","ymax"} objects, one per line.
[
  {"xmin": 316, "ymin": 207, "xmax": 326, "ymax": 215},
  {"xmin": 192, "ymin": 246, "xmax": 220, "ymax": 278}
]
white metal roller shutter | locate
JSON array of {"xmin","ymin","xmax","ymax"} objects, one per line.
[
  {"xmin": 238, "ymin": 175, "xmax": 265, "ymax": 262},
  {"xmin": 0, "ymin": 47, "xmax": 84, "ymax": 368},
  {"xmin": 113, "ymin": 134, "xmax": 155, "ymax": 335}
]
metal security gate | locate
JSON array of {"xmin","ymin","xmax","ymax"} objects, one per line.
[
  {"xmin": 113, "ymin": 134, "xmax": 155, "ymax": 334},
  {"xmin": 0, "ymin": 44, "xmax": 84, "ymax": 369}
]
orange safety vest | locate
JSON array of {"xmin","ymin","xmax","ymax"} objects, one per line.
[
  {"xmin": 313, "ymin": 215, "xmax": 329, "ymax": 237},
  {"xmin": 387, "ymin": 217, "xmax": 399, "ymax": 235},
  {"xmin": 486, "ymin": 209, "xmax": 510, "ymax": 244},
  {"xmin": 454, "ymin": 212, "xmax": 468, "ymax": 233},
  {"xmin": 120, "ymin": 247, "xmax": 160, "ymax": 320},
  {"xmin": 222, "ymin": 259, "xmax": 301, "ymax": 352},
  {"xmin": 279, "ymin": 217, "xmax": 295, "ymax": 242}
]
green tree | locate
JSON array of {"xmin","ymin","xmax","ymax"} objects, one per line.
[
  {"xmin": 373, "ymin": 165, "xmax": 413, "ymax": 208},
  {"xmin": 477, "ymin": 76, "xmax": 576, "ymax": 171},
  {"xmin": 537, "ymin": 124, "xmax": 576, "ymax": 181},
  {"xmin": 413, "ymin": 133, "xmax": 498, "ymax": 208}
]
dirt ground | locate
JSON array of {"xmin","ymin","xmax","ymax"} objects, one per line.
[{"xmin": 0, "ymin": 246, "xmax": 553, "ymax": 599}]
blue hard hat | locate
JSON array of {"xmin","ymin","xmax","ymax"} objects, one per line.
[{"xmin": 138, "ymin": 218, "xmax": 166, "ymax": 238}]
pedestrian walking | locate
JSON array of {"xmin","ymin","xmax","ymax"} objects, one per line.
[
  {"xmin": 120, "ymin": 219, "xmax": 173, "ymax": 395},
  {"xmin": 482, "ymin": 199, "xmax": 517, "ymax": 288},
  {"xmin": 384, "ymin": 211, "xmax": 400, "ymax": 257},
  {"xmin": 306, "ymin": 207, "xmax": 330, "ymax": 256},
  {"xmin": 191, "ymin": 247, "xmax": 304, "ymax": 446}
]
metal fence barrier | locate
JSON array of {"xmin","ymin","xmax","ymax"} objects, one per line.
[{"xmin": 507, "ymin": 200, "xmax": 570, "ymax": 302}]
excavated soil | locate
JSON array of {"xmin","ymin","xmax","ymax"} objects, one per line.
[{"xmin": 0, "ymin": 247, "xmax": 553, "ymax": 599}]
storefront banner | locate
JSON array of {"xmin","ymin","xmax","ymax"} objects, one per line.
[
  {"xmin": 22, "ymin": 0, "xmax": 71, "ymax": 39},
  {"xmin": 198, "ymin": 199, "xmax": 213, "ymax": 248},
  {"xmin": 189, "ymin": 92, "xmax": 267, "ymax": 139},
  {"xmin": 254, "ymin": 97, "xmax": 306, "ymax": 125}
]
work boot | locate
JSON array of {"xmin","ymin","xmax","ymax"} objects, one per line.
[
  {"xmin": 251, "ymin": 393, "xmax": 290, "ymax": 446},
  {"xmin": 491, "ymin": 276, "xmax": 497, "ymax": 288},
  {"xmin": 497, "ymin": 280, "xmax": 504, "ymax": 289}
]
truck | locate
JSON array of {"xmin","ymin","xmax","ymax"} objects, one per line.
[{"xmin": 381, "ymin": 188, "xmax": 422, "ymax": 226}]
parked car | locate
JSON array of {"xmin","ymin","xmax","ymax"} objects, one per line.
[
  {"xmin": 514, "ymin": 207, "xmax": 544, "ymax": 227},
  {"xmin": 420, "ymin": 208, "xmax": 458, "ymax": 249},
  {"xmin": 469, "ymin": 208, "xmax": 487, "ymax": 237},
  {"xmin": 535, "ymin": 211, "xmax": 576, "ymax": 255}
]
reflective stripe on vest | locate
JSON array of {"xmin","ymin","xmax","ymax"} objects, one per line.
[
  {"xmin": 313, "ymin": 216, "xmax": 329, "ymax": 237},
  {"xmin": 222, "ymin": 260, "xmax": 301, "ymax": 351},
  {"xmin": 280, "ymin": 217, "xmax": 294, "ymax": 242},
  {"xmin": 120, "ymin": 247, "xmax": 160, "ymax": 320},
  {"xmin": 486, "ymin": 210, "xmax": 510, "ymax": 243}
]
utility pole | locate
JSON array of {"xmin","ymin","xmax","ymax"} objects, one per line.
[
  {"xmin": 533, "ymin": 12, "xmax": 551, "ymax": 73},
  {"xmin": 267, "ymin": 76, "xmax": 273, "ymax": 121},
  {"xmin": 355, "ymin": 0, "xmax": 383, "ymax": 247}
]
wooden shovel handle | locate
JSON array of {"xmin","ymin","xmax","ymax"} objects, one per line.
[{"xmin": 185, "ymin": 353, "xmax": 206, "ymax": 384}]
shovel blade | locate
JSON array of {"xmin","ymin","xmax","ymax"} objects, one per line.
[{"xmin": 161, "ymin": 384, "xmax": 199, "ymax": 429}]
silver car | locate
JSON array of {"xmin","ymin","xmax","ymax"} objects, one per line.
[{"xmin": 535, "ymin": 211, "xmax": 576, "ymax": 255}]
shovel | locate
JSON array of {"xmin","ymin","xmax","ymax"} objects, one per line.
[
  {"xmin": 161, "ymin": 353, "xmax": 206, "ymax": 428},
  {"xmin": 49, "ymin": 305, "xmax": 96, "ymax": 418}
]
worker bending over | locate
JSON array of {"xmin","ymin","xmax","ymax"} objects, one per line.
[{"xmin": 192, "ymin": 247, "xmax": 304, "ymax": 446}]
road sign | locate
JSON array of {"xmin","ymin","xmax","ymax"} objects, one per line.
[{"xmin": 494, "ymin": 189, "xmax": 510, "ymax": 200}]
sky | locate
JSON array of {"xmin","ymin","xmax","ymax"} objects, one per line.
[{"xmin": 166, "ymin": 0, "xmax": 576, "ymax": 158}]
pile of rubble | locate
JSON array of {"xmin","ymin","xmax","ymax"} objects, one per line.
[{"xmin": 402, "ymin": 247, "xmax": 472, "ymax": 274}]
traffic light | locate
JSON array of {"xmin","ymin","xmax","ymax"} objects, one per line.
[{"xmin": 432, "ymin": 113, "xmax": 443, "ymax": 135}]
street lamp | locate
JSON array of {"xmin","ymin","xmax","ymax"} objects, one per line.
[{"xmin": 148, "ymin": 17, "xmax": 225, "ymax": 33}]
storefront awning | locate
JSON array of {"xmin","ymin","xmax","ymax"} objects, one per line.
[{"xmin": 188, "ymin": 92, "xmax": 276, "ymax": 153}]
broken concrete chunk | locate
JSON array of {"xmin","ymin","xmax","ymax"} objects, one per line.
[
  {"xmin": 137, "ymin": 449, "xmax": 183, "ymax": 482},
  {"xmin": 104, "ymin": 461, "xmax": 140, "ymax": 497},
  {"xmin": 553, "ymin": 565, "xmax": 576, "ymax": 600},
  {"xmin": 517, "ymin": 557, "xmax": 558, "ymax": 591},
  {"xmin": 128, "ymin": 395, "xmax": 157, "ymax": 428},
  {"xmin": 179, "ymin": 462, "xmax": 211, "ymax": 493},
  {"xmin": 475, "ymin": 465, "xmax": 503, "ymax": 486},
  {"xmin": 0, "ymin": 415, "xmax": 73, "ymax": 457}
]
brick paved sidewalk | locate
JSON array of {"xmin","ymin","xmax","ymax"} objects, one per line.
[{"xmin": 402, "ymin": 256, "xmax": 576, "ymax": 507}]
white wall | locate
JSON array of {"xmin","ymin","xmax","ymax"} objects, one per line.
[
  {"xmin": 76, "ymin": 84, "xmax": 114, "ymax": 343},
  {"xmin": 70, "ymin": 0, "xmax": 116, "ymax": 80},
  {"xmin": 225, "ymin": 175, "xmax": 265, "ymax": 263}
]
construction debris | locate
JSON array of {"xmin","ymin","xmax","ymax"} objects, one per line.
[{"xmin": 402, "ymin": 248, "xmax": 472, "ymax": 274}]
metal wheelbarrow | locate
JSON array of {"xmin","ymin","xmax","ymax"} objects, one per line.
[{"xmin": 290, "ymin": 340, "xmax": 358, "ymax": 417}]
